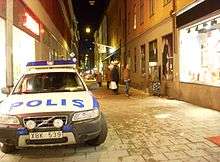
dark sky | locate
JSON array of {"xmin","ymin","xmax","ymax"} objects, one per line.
[
  {"xmin": 72, "ymin": 0, "xmax": 109, "ymax": 67},
  {"xmin": 72, "ymin": 0, "xmax": 109, "ymax": 39}
]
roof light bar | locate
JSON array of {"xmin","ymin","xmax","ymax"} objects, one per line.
[{"xmin": 26, "ymin": 60, "xmax": 76, "ymax": 66}]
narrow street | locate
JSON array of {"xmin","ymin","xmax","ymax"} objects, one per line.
[{"xmin": 0, "ymin": 84, "xmax": 220, "ymax": 162}]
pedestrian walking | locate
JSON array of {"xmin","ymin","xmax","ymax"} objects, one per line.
[
  {"xmin": 110, "ymin": 62, "xmax": 119, "ymax": 94},
  {"xmin": 123, "ymin": 64, "xmax": 130, "ymax": 96},
  {"xmin": 95, "ymin": 71, "xmax": 102, "ymax": 87},
  {"xmin": 105, "ymin": 65, "xmax": 111, "ymax": 89}
]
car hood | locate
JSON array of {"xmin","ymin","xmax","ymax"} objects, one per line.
[{"xmin": 0, "ymin": 91, "xmax": 95, "ymax": 115}]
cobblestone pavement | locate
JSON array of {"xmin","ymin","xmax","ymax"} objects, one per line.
[{"xmin": 0, "ymin": 84, "xmax": 220, "ymax": 162}]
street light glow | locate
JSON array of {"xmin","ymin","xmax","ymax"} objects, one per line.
[{"xmin": 86, "ymin": 27, "xmax": 91, "ymax": 33}]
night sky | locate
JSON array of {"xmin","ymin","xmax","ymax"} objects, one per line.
[{"xmin": 72, "ymin": 0, "xmax": 109, "ymax": 63}]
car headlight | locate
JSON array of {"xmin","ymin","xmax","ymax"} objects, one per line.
[
  {"xmin": 0, "ymin": 115, "xmax": 20, "ymax": 125},
  {"xmin": 72, "ymin": 109, "xmax": 99, "ymax": 122}
]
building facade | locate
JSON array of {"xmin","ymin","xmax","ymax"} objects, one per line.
[
  {"xmin": 0, "ymin": 0, "xmax": 78, "ymax": 100},
  {"xmin": 105, "ymin": 0, "xmax": 126, "ymax": 79},
  {"xmin": 94, "ymin": 15, "xmax": 108, "ymax": 74},
  {"xmin": 103, "ymin": 0, "xmax": 220, "ymax": 111}
]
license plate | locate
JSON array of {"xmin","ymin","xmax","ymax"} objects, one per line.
[{"xmin": 29, "ymin": 131, "xmax": 63, "ymax": 140}]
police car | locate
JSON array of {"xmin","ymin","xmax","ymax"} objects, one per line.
[{"xmin": 0, "ymin": 60, "xmax": 107, "ymax": 153}]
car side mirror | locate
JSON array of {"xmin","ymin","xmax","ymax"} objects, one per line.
[{"xmin": 1, "ymin": 87, "xmax": 10, "ymax": 95}]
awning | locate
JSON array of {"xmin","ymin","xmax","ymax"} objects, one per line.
[
  {"xmin": 176, "ymin": 0, "xmax": 220, "ymax": 28},
  {"xmin": 102, "ymin": 48, "xmax": 120, "ymax": 62}
]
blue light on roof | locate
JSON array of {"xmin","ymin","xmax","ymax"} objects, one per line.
[{"xmin": 26, "ymin": 60, "xmax": 76, "ymax": 66}]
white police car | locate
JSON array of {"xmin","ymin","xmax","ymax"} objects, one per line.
[{"xmin": 0, "ymin": 60, "xmax": 107, "ymax": 153}]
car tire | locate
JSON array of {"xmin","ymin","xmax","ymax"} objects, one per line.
[
  {"xmin": 87, "ymin": 113, "xmax": 108, "ymax": 146},
  {"xmin": 1, "ymin": 144, "xmax": 16, "ymax": 154}
]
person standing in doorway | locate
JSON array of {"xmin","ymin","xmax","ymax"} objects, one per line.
[
  {"xmin": 111, "ymin": 62, "xmax": 119, "ymax": 94},
  {"xmin": 123, "ymin": 64, "xmax": 130, "ymax": 96}
]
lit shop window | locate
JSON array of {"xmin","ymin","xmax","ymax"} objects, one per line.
[
  {"xmin": 0, "ymin": 18, "xmax": 6, "ymax": 101},
  {"xmin": 179, "ymin": 16, "xmax": 220, "ymax": 86}
]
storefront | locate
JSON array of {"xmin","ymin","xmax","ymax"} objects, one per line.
[
  {"xmin": 179, "ymin": 15, "xmax": 220, "ymax": 87},
  {"xmin": 176, "ymin": 0, "xmax": 220, "ymax": 110},
  {"xmin": 12, "ymin": 0, "xmax": 41, "ymax": 83},
  {"xmin": 0, "ymin": 17, "xmax": 6, "ymax": 101},
  {"xmin": 13, "ymin": 26, "xmax": 35, "ymax": 83}
]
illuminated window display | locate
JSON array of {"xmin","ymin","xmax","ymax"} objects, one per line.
[
  {"xmin": 180, "ymin": 15, "xmax": 220, "ymax": 87},
  {"xmin": 0, "ymin": 18, "xmax": 6, "ymax": 100},
  {"xmin": 13, "ymin": 26, "xmax": 35, "ymax": 83}
]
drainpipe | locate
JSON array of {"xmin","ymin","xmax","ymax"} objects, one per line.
[
  {"xmin": 172, "ymin": 0, "xmax": 177, "ymax": 54},
  {"xmin": 171, "ymin": 0, "xmax": 179, "ymax": 99}
]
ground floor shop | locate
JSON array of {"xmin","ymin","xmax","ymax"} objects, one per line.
[
  {"xmin": 0, "ymin": 0, "xmax": 71, "ymax": 101},
  {"xmin": 126, "ymin": 18, "xmax": 174, "ymax": 92},
  {"xmin": 174, "ymin": 0, "xmax": 220, "ymax": 111}
]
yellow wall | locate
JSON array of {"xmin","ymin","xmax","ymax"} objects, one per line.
[
  {"xmin": 127, "ymin": 0, "xmax": 173, "ymax": 42},
  {"xmin": 176, "ymin": 0, "xmax": 195, "ymax": 11}
]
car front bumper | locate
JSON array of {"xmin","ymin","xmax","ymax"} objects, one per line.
[{"xmin": 0, "ymin": 115, "xmax": 103, "ymax": 147}]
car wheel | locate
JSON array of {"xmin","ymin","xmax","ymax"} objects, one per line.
[
  {"xmin": 1, "ymin": 144, "xmax": 16, "ymax": 154},
  {"xmin": 87, "ymin": 113, "xmax": 108, "ymax": 146}
]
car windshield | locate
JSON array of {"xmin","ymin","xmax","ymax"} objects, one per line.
[{"xmin": 13, "ymin": 72, "xmax": 85, "ymax": 94}]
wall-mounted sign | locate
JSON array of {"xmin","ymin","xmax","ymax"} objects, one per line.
[{"xmin": 23, "ymin": 12, "xmax": 40, "ymax": 36}]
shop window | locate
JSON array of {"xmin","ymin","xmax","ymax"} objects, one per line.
[
  {"xmin": 13, "ymin": 26, "xmax": 35, "ymax": 83},
  {"xmin": 0, "ymin": 18, "xmax": 6, "ymax": 101},
  {"xmin": 141, "ymin": 44, "xmax": 146, "ymax": 74},
  {"xmin": 149, "ymin": 0, "xmax": 155, "ymax": 17},
  {"xmin": 162, "ymin": 34, "xmax": 173, "ymax": 80},
  {"xmin": 180, "ymin": 16, "xmax": 220, "ymax": 87},
  {"xmin": 149, "ymin": 40, "xmax": 157, "ymax": 62}
]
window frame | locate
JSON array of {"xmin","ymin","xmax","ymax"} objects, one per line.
[
  {"xmin": 149, "ymin": 0, "xmax": 155, "ymax": 17},
  {"xmin": 140, "ymin": 0, "xmax": 144, "ymax": 25}
]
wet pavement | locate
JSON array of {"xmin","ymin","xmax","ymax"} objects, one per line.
[{"xmin": 0, "ymin": 83, "xmax": 220, "ymax": 162}]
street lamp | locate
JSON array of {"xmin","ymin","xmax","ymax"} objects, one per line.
[{"xmin": 85, "ymin": 27, "xmax": 91, "ymax": 33}]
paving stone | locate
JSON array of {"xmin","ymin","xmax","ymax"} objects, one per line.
[
  {"xmin": 107, "ymin": 150, "xmax": 129, "ymax": 158},
  {"xmin": 164, "ymin": 151, "xmax": 189, "ymax": 160},
  {"xmin": 121, "ymin": 155, "xmax": 145, "ymax": 162},
  {"xmin": 203, "ymin": 155, "xmax": 220, "ymax": 162},
  {"xmin": 98, "ymin": 157, "xmax": 119, "ymax": 162},
  {"xmin": 86, "ymin": 151, "xmax": 109, "ymax": 159},
  {"xmin": 63, "ymin": 153, "xmax": 87, "ymax": 161},
  {"xmin": 76, "ymin": 147, "xmax": 96, "ymax": 153},
  {"xmin": 168, "ymin": 145, "xmax": 191, "ymax": 152},
  {"xmin": 187, "ymin": 143, "xmax": 210, "ymax": 150},
  {"xmin": 184, "ymin": 157, "xmax": 209, "ymax": 162},
  {"xmin": 169, "ymin": 138, "xmax": 190, "ymax": 145},
  {"xmin": 0, "ymin": 154, "xmax": 22, "ymax": 162},
  {"xmin": 143, "ymin": 153, "xmax": 168, "ymax": 161},
  {"xmin": 184, "ymin": 149, "xmax": 208, "ymax": 157}
]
